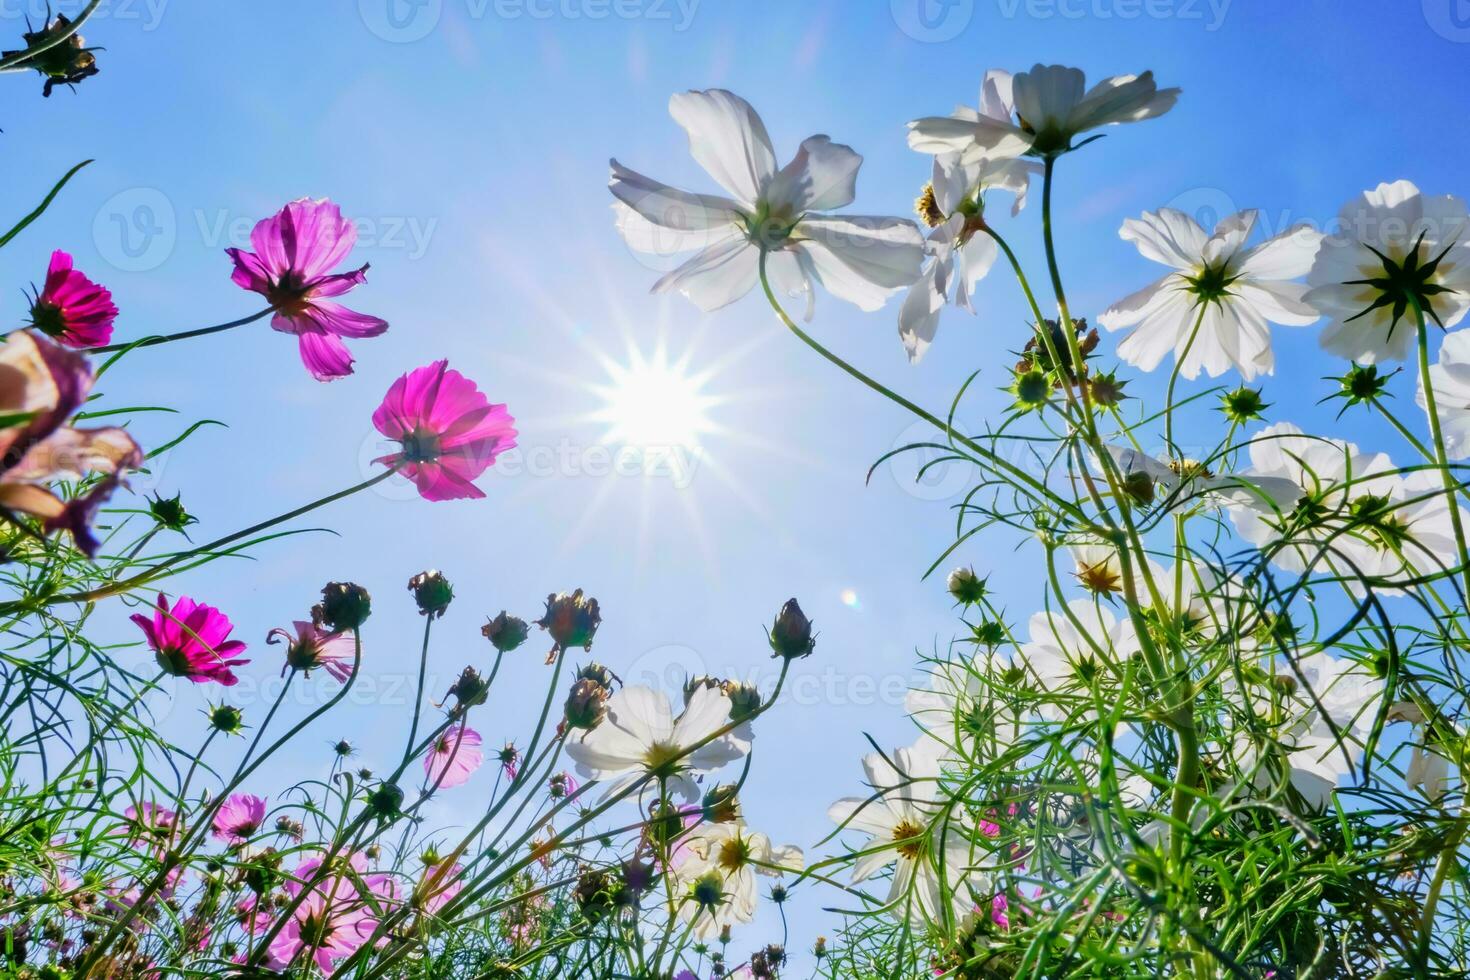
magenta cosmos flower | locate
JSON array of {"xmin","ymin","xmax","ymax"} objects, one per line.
[
  {"xmin": 211, "ymin": 794, "xmax": 267, "ymax": 845},
  {"xmin": 424, "ymin": 724, "xmax": 484, "ymax": 789},
  {"xmin": 131, "ymin": 594, "xmax": 250, "ymax": 687},
  {"xmin": 226, "ymin": 198, "xmax": 388, "ymax": 382},
  {"xmin": 372, "ymin": 361, "xmax": 517, "ymax": 501},
  {"xmin": 28, "ymin": 250, "xmax": 118, "ymax": 348},
  {"xmin": 268, "ymin": 620, "xmax": 355, "ymax": 682}
]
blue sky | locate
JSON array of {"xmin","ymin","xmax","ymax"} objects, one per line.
[{"xmin": 5, "ymin": 0, "xmax": 1470, "ymax": 965}]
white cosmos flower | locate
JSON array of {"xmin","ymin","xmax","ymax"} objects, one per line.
[
  {"xmin": 1417, "ymin": 329, "xmax": 1470, "ymax": 458},
  {"xmin": 1387, "ymin": 702, "xmax": 1453, "ymax": 802},
  {"xmin": 899, "ymin": 71, "xmax": 1041, "ymax": 361},
  {"xmin": 1099, "ymin": 209, "xmax": 1322, "ymax": 380},
  {"xmin": 1227, "ymin": 422, "xmax": 1398, "ymax": 578},
  {"xmin": 563, "ymin": 684, "xmax": 746, "ymax": 803},
  {"xmin": 1305, "ymin": 180, "xmax": 1470, "ymax": 363},
  {"xmin": 1230, "ymin": 654, "xmax": 1382, "ymax": 811},
  {"xmin": 610, "ymin": 89, "xmax": 924, "ymax": 319},
  {"xmin": 673, "ymin": 821, "xmax": 802, "ymax": 939},
  {"xmin": 827, "ymin": 738, "xmax": 989, "ymax": 926},
  {"xmin": 905, "ymin": 653, "xmax": 1019, "ymax": 762},
  {"xmin": 1020, "ymin": 599, "xmax": 1140, "ymax": 689},
  {"xmin": 908, "ymin": 64, "xmax": 1179, "ymax": 162}
]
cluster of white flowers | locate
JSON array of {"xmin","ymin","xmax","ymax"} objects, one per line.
[{"xmin": 608, "ymin": 61, "xmax": 1470, "ymax": 947}]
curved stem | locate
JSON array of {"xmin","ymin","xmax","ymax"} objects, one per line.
[
  {"xmin": 1164, "ymin": 303, "xmax": 1210, "ymax": 453},
  {"xmin": 9, "ymin": 468, "xmax": 397, "ymax": 612},
  {"xmin": 1414, "ymin": 304, "xmax": 1470, "ymax": 601},
  {"xmin": 757, "ymin": 252, "xmax": 1090, "ymax": 528},
  {"xmin": 92, "ymin": 308, "xmax": 273, "ymax": 355}
]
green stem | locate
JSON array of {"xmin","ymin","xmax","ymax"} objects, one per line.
[
  {"xmin": 1413, "ymin": 303, "xmax": 1470, "ymax": 602},
  {"xmin": 92, "ymin": 308, "xmax": 273, "ymax": 355},
  {"xmin": 8, "ymin": 468, "xmax": 397, "ymax": 612},
  {"xmin": 756, "ymin": 252, "xmax": 1089, "ymax": 527}
]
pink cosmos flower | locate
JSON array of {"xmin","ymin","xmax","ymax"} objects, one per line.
[
  {"xmin": 123, "ymin": 801, "xmax": 177, "ymax": 839},
  {"xmin": 417, "ymin": 860, "xmax": 464, "ymax": 916},
  {"xmin": 211, "ymin": 793, "xmax": 267, "ymax": 845},
  {"xmin": 498, "ymin": 742, "xmax": 519, "ymax": 780},
  {"xmin": 225, "ymin": 198, "xmax": 388, "ymax": 381},
  {"xmin": 991, "ymin": 893, "xmax": 1010, "ymax": 930},
  {"xmin": 424, "ymin": 724, "xmax": 484, "ymax": 789},
  {"xmin": 266, "ymin": 853, "xmax": 382, "ymax": 974},
  {"xmin": 0, "ymin": 331, "xmax": 142, "ymax": 555},
  {"xmin": 268, "ymin": 620, "xmax": 356, "ymax": 681},
  {"xmin": 29, "ymin": 250, "xmax": 118, "ymax": 348},
  {"xmin": 372, "ymin": 361, "xmax": 517, "ymax": 501},
  {"xmin": 131, "ymin": 594, "xmax": 249, "ymax": 687}
]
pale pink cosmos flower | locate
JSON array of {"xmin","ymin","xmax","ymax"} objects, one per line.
[
  {"xmin": 372, "ymin": 361, "xmax": 517, "ymax": 501},
  {"xmin": 416, "ymin": 860, "xmax": 464, "ymax": 916},
  {"xmin": 225, "ymin": 198, "xmax": 388, "ymax": 381},
  {"xmin": 211, "ymin": 793, "xmax": 267, "ymax": 845},
  {"xmin": 266, "ymin": 853, "xmax": 382, "ymax": 975},
  {"xmin": 425, "ymin": 724, "xmax": 484, "ymax": 789},
  {"xmin": 29, "ymin": 250, "xmax": 117, "ymax": 348},
  {"xmin": 0, "ymin": 331, "xmax": 142, "ymax": 555},
  {"xmin": 268, "ymin": 620, "xmax": 355, "ymax": 681},
  {"xmin": 131, "ymin": 594, "xmax": 249, "ymax": 687}
]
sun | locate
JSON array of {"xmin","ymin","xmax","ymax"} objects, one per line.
[{"xmin": 590, "ymin": 346, "xmax": 717, "ymax": 449}]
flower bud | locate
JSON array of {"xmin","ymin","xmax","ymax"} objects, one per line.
[
  {"xmin": 724, "ymin": 680, "xmax": 761, "ymax": 722},
  {"xmin": 333, "ymin": 740, "xmax": 354, "ymax": 757},
  {"xmin": 946, "ymin": 567, "xmax": 986, "ymax": 605},
  {"xmin": 1220, "ymin": 385, "xmax": 1269, "ymax": 424},
  {"xmin": 315, "ymin": 582, "xmax": 372, "ymax": 632},
  {"xmin": 3, "ymin": 14, "xmax": 100, "ymax": 98},
  {"xmin": 482, "ymin": 611, "xmax": 529, "ymax": 653},
  {"xmin": 408, "ymin": 570, "xmax": 454, "ymax": 619},
  {"xmin": 207, "ymin": 704, "xmax": 244, "ymax": 736},
  {"xmin": 537, "ymin": 590, "xmax": 602, "ymax": 661},
  {"xmin": 147, "ymin": 492, "xmax": 196, "ymax": 533},
  {"xmin": 701, "ymin": 784, "xmax": 741, "ymax": 824},
  {"xmin": 564, "ymin": 678, "xmax": 609, "ymax": 730},
  {"xmin": 576, "ymin": 662, "xmax": 619, "ymax": 690},
  {"xmin": 439, "ymin": 666, "xmax": 489, "ymax": 714},
  {"xmin": 365, "ymin": 783, "xmax": 404, "ymax": 819},
  {"xmin": 768, "ymin": 599, "xmax": 815, "ymax": 660}
]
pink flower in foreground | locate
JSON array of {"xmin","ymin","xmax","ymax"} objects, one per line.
[
  {"xmin": 29, "ymin": 250, "xmax": 117, "ymax": 348},
  {"xmin": 268, "ymin": 620, "xmax": 355, "ymax": 682},
  {"xmin": 225, "ymin": 198, "xmax": 388, "ymax": 381},
  {"xmin": 266, "ymin": 853, "xmax": 382, "ymax": 975},
  {"xmin": 424, "ymin": 724, "xmax": 484, "ymax": 789},
  {"xmin": 372, "ymin": 361, "xmax": 517, "ymax": 501},
  {"xmin": 131, "ymin": 594, "xmax": 250, "ymax": 687},
  {"xmin": 417, "ymin": 860, "xmax": 464, "ymax": 916},
  {"xmin": 211, "ymin": 793, "xmax": 266, "ymax": 845},
  {"xmin": 0, "ymin": 331, "xmax": 142, "ymax": 555}
]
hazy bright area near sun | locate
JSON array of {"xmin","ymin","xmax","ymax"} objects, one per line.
[{"xmin": 5, "ymin": 0, "xmax": 1468, "ymax": 963}]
